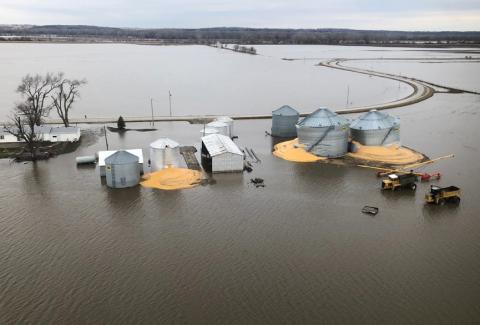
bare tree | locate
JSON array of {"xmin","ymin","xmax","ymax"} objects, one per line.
[
  {"xmin": 16, "ymin": 72, "xmax": 63, "ymax": 126},
  {"xmin": 4, "ymin": 103, "xmax": 43, "ymax": 161},
  {"xmin": 51, "ymin": 78, "xmax": 87, "ymax": 127},
  {"xmin": 4, "ymin": 72, "xmax": 63, "ymax": 160}
]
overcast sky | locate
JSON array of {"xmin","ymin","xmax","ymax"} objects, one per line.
[{"xmin": 1, "ymin": 0, "xmax": 479, "ymax": 31}]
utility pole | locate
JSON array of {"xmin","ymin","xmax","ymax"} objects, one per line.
[
  {"xmin": 104, "ymin": 125, "xmax": 109, "ymax": 150},
  {"xmin": 169, "ymin": 90, "xmax": 172, "ymax": 117},
  {"xmin": 346, "ymin": 85, "xmax": 350, "ymax": 108},
  {"xmin": 150, "ymin": 98, "xmax": 155, "ymax": 126}
]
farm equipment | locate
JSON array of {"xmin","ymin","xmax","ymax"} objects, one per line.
[
  {"xmin": 381, "ymin": 173, "xmax": 418, "ymax": 191},
  {"xmin": 360, "ymin": 154, "xmax": 453, "ymax": 182},
  {"xmin": 425, "ymin": 185, "xmax": 461, "ymax": 205}
]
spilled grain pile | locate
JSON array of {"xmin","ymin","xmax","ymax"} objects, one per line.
[
  {"xmin": 273, "ymin": 138, "xmax": 326, "ymax": 163},
  {"xmin": 347, "ymin": 141, "xmax": 425, "ymax": 165},
  {"xmin": 141, "ymin": 167, "xmax": 203, "ymax": 190}
]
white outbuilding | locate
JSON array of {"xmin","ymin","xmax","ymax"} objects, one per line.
[
  {"xmin": 98, "ymin": 149, "xmax": 144, "ymax": 177},
  {"xmin": 0, "ymin": 126, "xmax": 81, "ymax": 143},
  {"xmin": 149, "ymin": 138, "xmax": 181, "ymax": 171},
  {"xmin": 201, "ymin": 134, "xmax": 244, "ymax": 173}
]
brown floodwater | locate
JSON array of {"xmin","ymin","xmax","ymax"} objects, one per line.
[{"xmin": 1, "ymin": 45, "xmax": 480, "ymax": 324}]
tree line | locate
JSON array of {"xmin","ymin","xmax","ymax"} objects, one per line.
[
  {"xmin": 1, "ymin": 25, "xmax": 479, "ymax": 46},
  {"xmin": 3, "ymin": 73, "xmax": 86, "ymax": 161}
]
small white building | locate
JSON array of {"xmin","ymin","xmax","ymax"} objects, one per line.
[
  {"xmin": 0, "ymin": 126, "xmax": 81, "ymax": 143},
  {"xmin": 98, "ymin": 149, "xmax": 144, "ymax": 177},
  {"xmin": 46, "ymin": 126, "xmax": 81, "ymax": 142},
  {"xmin": 0, "ymin": 128, "xmax": 20, "ymax": 143},
  {"xmin": 201, "ymin": 134, "xmax": 244, "ymax": 173}
]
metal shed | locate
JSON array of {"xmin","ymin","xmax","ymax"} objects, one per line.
[
  {"xmin": 150, "ymin": 138, "xmax": 181, "ymax": 171},
  {"xmin": 215, "ymin": 116, "xmax": 234, "ymax": 137},
  {"xmin": 98, "ymin": 149, "xmax": 144, "ymax": 176},
  {"xmin": 350, "ymin": 109, "xmax": 400, "ymax": 146},
  {"xmin": 201, "ymin": 134, "xmax": 244, "ymax": 173},
  {"xmin": 296, "ymin": 108, "xmax": 350, "ymax": 158},
  {"xmin": 105, "ymin": 151, "xmax": 140, "ymax": 188},
  {"xmin": 271, "ymin": 105, "xmax": 299, "ymax": 137},
  {"xmin": 207, "ymin": 121, "xmax": 229, "ymax": 137}
]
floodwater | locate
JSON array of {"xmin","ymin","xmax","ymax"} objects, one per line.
[
  {"xmin": 1, "ymin": 45, "xmax": 480, "ymax": 324},
  {"xmin": 0, "ymin": 44, "xmax": 412, "ymax": 119}
]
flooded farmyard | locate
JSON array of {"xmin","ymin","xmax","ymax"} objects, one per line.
[{"xmin": 1, "ymin": 44, "xmax": 479, "ymax": 324}]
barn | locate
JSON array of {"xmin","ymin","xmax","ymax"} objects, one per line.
[{"xmin": 201, "ymin": 134, "xmax": 244, "ymax": 173}]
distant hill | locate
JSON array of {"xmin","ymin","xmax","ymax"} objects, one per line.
[{"xmin": 1, "ymin": 25, "xmax": 479, "ymax": 46}]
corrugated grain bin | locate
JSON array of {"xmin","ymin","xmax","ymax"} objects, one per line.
[
  {"xmin": 105, "ymin": 151, "xmax": 140, "ymax": 188},
  {"xmin": 98, "ymin": 149, "xmax": 144, "ymax": 176},
  {"xmin": 215, "ymin": 116, "xmax": 234, "ymax": 137},
  {"xmin": 150, "ymin": 138, "xmax": 180, "ymax": 171},
  {"xmin": 207, "ymin": 121, "xmax": 229, "ymax": 137},
  {"xmin": 296, "ymin": 108, "xmax": 349, "ymax": 158},
  {"xmin": 350, "ymin": 109, "xmax": 400, "ymax": 146},
  {"xmin": 201, "ymin": 134, "xmax": 244, "ymax": 173},
  {"xmin": 271, "ymin": 105, "xmax": 299, "ymax": 137}
]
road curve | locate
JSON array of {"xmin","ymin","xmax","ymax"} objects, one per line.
[
  {"xmin": 37, "ymin": 58, "xmax": 440, "ymax": 125},
  {"xmin": 318, "ymin": 59, "xmax": 435, "ymax": 114}
]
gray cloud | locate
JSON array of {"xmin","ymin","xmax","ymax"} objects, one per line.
[{"xmin": 0, "ymin": 0, "xmax": 479, "ymax": 30}]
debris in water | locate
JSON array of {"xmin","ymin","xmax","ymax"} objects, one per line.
[
  {"xmin": 361, "ymin": 206, "xmax": 379, "ymax": 215},
  {"xmin": 250, "ymin": 177, "xmax": 265, "ymax": 188}
]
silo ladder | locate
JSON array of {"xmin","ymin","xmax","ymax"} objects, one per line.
[{"xmin": 307, "ymin": 126, "xmax": 334, "ymax": 152}]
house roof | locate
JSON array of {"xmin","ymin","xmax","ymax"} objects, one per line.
[
  {"xmin": 0, "ymin": 126, "xmax": 79, "ymax": 135},
  {"xmin": 98, "ymin": 149, "xmax": 144, "ymax": 166},
  {"xmin": 297, "ymin": 108, "xmax": 348, "ymax": 128},
  {"xmin": 105, "ymin": 150, "xmax": 139, "ymax": 165},
  {"xmin": 201, "ymin": 134, "xmax": 243, "ymax": 156},
  {"xmin": 150, "ymin": 138, "xmax": 180, "ymax": 149}
]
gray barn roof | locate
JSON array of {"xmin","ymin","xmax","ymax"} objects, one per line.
[
  {"xmin": 105, "ymin": 150, "xmax": 139, "ymax": 165},
  {"xmin": 350, "ymin": 110, "xmax": 399, "ymax": 130},
  {"xmin": 297, "ymin": 108, "xmax": 348, "ymax": 128},
  {"xmin": 202, "ymin": 134, "xmax": 243, "ymax": 156},
  {"xmin": 272, "ymin": 105, "xmax": 299, "ymax": 116}
]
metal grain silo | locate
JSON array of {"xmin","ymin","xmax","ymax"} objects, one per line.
[
  {"xmin": 296, "ymin": 108, "xmax": 349, "ymax": 158},
  {"xmin": 350, "ymin": 109, "xmax": 400, "ymax": 146},
  {"xmin": 215, "ymin": 116, "xmax": 234, "ymax": 137},
  {"xmin": 271, "ymin": 105, "xmax": 299, "ymax": 137},
  {"xmin": 207, "ymin": 121, "xmax": 229, "ymax": 136},
  {"xmin": 200, "ymin": 127, "xmax": 220, "ymax": 136},
  {"xmin": 105, "ymin": 151, "xmax": 140, "ymax": 188},
  {"xmin": 150, "ymin": 138, "xmax": 180, "ymax": 171}
]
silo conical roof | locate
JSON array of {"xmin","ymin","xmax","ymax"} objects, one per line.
[
  {"xmin": 215, "ymin": 116, "xmax": 233, "ymax": 122},
  {"xmin": 272, "ymin": 105, "xmax": 299, "ymax": 116},
  {"xmin": 150, "ymin": 138, "xmax": 180, "ymax": 149},
  {"xmin": 297, "ymin": 108, "xmax": 348, "ymax": 128},
  {"xmin": 105, "ymin": 150, "xmax": 139, "ymax": 165},
  {"xmin": 350, "ymin": 110, "xmax": 399, "ymax": 130},
  {"xmin": 207, "ymin": 121, "xmax": 228, "ymax": 128}
]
